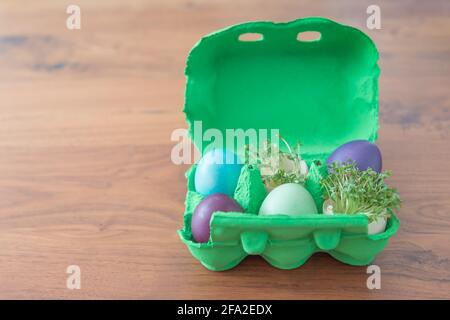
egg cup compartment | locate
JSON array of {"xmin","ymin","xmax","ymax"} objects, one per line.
[
  {"xmin": 178, "ymin": 162, "xmax": 399, "ymax": 271},
  {"xmin": 179, "ymin": 17, "xmax": 400, "ymax": 270}
]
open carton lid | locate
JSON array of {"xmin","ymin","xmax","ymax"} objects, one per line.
[{"xmin": 184, "ymin": 17, "xmax": 379, "ymax": 160}]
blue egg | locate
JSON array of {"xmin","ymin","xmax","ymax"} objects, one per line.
[{"xmin": 194, "ymin": 149, "xmax": 243, "ymax": 196}]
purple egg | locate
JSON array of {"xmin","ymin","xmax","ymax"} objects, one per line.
[
  {"xmin": 327, "ymin": 140, "xmax": 382, "ymax": 173},
  {"xmin": 191, "ymin": 193, "xmax": 243, "ymax": 243}
]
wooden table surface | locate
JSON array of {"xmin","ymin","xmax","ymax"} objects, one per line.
[{"xmin": 0, "ymin": 0, "xmax": 449, "ymax": 300}]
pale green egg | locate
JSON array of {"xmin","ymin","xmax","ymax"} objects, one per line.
[{"xmin": 259, "ymin": 183, "xmax": 318, "ymax": 216}]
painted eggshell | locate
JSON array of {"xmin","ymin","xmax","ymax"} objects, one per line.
[
  {"xmin": 195, "ymin": 148, "xmax": 243, "ymax": 196},
  {"xmin": 327, "ymin": 140, "xmax": 382, "ymax": 173},
  {"xmin": 259, "ymin": 183, "xmax": 318, "ymax": 216},
  {"xmin": 191, "ymin": 193, "xmax": 243, "ymax": 243}
]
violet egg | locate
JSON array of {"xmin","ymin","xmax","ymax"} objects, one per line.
[
  {"xmin": 195, "ymin": 148, "xmax": 243, "ymax": 196},
  {"xmin": 191, "ymin": 193, "xmax": 243, "ymax": 243},
  {"xmin": 327, "ymin": 140, "xmax": 382, "ymax": 173}
]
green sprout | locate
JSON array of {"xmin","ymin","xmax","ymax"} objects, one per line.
[
  {"xmin": 320, "ymin": 163, "xmax": 401, "ymax": 222},
  {"xmin": 244, "ymin": 135, "xmax": 307, "ymax": 191}
]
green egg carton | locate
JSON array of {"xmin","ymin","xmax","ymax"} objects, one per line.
[{"xmin": 178, "ymin": 17, "xmax": 400, "ymax": 271}]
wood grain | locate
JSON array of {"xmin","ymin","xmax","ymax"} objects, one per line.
[{"xmin": 0, "ymin": 0, "xmax": 449, "ymax": 299}]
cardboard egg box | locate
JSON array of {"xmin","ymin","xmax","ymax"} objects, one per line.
[{"xmin": 178, "ymin": 17, "xmax": 399, "ymax": 271}]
